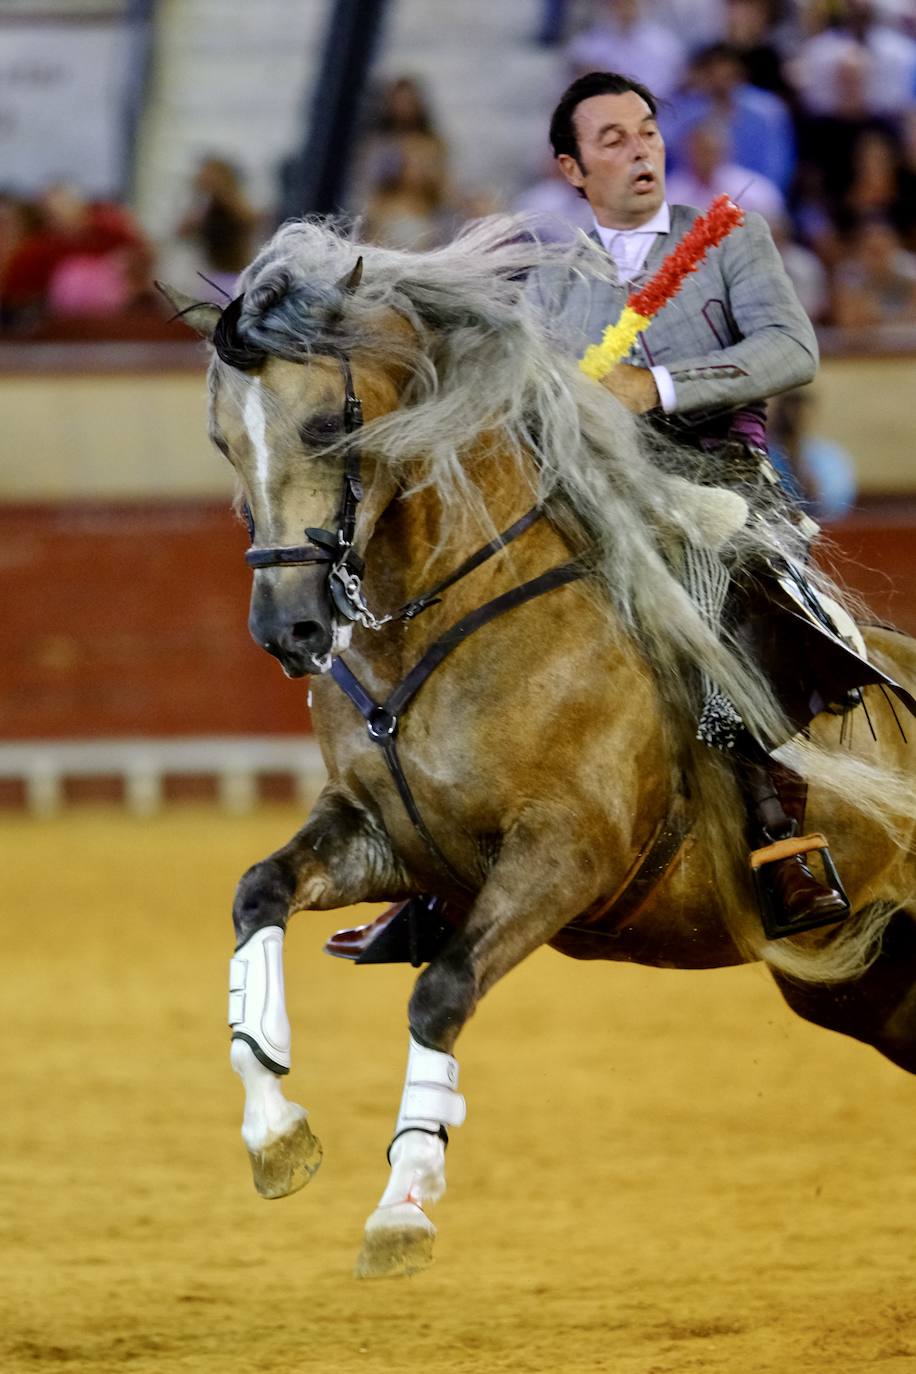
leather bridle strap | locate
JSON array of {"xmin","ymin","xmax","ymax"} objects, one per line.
[
  {"xmin": 393, "ymin": 504, "xmax": 543, "ymax": 622},
  {"xmin": 244, "ymin": 353, "xmax": 364, "ymax": 572},
  {"xmin": 331, "ymin": 559, "xmax": 587, "ymax": 887}
]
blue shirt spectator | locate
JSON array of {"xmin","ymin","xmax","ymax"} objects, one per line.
[{"xmin": 665, "ymin": 43, "xmax": 796, "ymax": 193}]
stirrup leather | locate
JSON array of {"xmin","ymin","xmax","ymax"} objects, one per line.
[{"xmin": 750, "ymin": 832, "xmax": 850, "ymax": 940}]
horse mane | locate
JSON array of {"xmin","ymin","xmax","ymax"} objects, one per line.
[{"xmin": 214, "ymin": 214, "xmax": 915, "ymax": 984}]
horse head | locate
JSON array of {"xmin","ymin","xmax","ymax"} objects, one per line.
[{"xmin": 159, "ymin": 265, "xmax": 408, "ymax": 678}]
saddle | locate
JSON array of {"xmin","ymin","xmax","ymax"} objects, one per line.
[{"xmin": 734, "ymin": 563, "xmax": 916, "ymax": 738}]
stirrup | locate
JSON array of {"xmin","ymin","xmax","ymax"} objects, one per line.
[{"xmin": 750, "ymin": 832, "xmax": 850, "ymax": 940}]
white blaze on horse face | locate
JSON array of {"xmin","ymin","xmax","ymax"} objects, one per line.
[{"xmin": 243, "ymin": 377, "xmax": 273, "ymax": 505}]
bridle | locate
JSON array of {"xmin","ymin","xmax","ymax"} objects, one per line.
[{"xmin": 243, "ymin": 352, "xmax": 392, "ymax": 631}]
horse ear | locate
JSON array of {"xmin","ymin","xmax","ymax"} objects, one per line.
[
  {"xmin": 155, "ymin": 282, "xmax": 222, "ymax": 340},
  {"xmin": 335, "ymin": 256, "xmax": 363, "ymax": 295}
]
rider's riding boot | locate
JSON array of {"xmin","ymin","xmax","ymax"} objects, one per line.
[
  {"xmin": 324, "ymin": 894, "xmax": 454, "ymax": 966},
  {"xmin": 741, "ymin": 752, "xmax": 850, "ymax": 938},
  {"xmin": 324, "ymin": 903, "xmax": 405, "ymax": 961}
]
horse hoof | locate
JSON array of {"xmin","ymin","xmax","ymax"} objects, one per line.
[
  {"xmin": 247, "ymin": 1116, "xmax": 323, "ymax": 1199},
  {"xmin": 354, "ymin": 1203, "xmax": 436, "ymax": 1279}
]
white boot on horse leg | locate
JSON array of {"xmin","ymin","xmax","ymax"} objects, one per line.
[
  {"xmin": 355, "ymin": 1036, "xmax": 466, "ymax": 1279},
  {"xmin": 228, "ymin": 926, "xmax": 322, "ymax": 1198}
]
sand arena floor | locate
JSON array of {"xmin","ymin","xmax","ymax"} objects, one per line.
[{"xmin": 4, "ymin": 806, "xmax": 916, "ymax": 1374}]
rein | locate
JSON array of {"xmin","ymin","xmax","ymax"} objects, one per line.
[{"xmin": 241, "ymin": 349, "xmax": 588, "ymax": 887}]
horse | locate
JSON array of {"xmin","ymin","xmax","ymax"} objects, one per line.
[{"xmin": 161, "ymin": 215, "xmax": 916, "ymax": 1280}]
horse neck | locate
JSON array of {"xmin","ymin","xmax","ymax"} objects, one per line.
[{"xmin": 359, "ymin": 438, "xmax": 571, "ymax": 666}]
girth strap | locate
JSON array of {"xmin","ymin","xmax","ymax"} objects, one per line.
[{"xmin": 331, "ymin": 559, "xmax": 587, "ymax": 885}]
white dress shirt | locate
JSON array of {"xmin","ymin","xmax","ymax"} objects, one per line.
[{"xmin": 593, "ymin": 203, "xmax": 676, "ymax": 412}]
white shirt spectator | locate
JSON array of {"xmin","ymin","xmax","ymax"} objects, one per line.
[
  {"xmin": 513, "ymin": 175, "xmax": 595, "ymax": 242},
  {"xmin": 791, "ymin": 24, "xmax": 916, "ymax": 118},
  {"xmin": 665, "ymin": 164, "xmax": 785, "ymax": 223},
  {"xmin": 565, "ymin": 3, "xmax": 686, "ymax": 100}
]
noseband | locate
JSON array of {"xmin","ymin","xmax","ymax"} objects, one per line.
[{"xmin": 243, "ymin": 353, "xmax": 390, "ymax": 630}]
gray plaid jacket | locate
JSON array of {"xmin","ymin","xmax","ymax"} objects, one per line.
[{"xmin": 526, "ymin": 204, "xmax": 818, "ymax": 425}]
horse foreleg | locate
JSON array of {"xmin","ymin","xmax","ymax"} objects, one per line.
[
  {"xmin": 228, "ymin": 782, "xmax": 408, "ymax": 1199},
  {"xmin": 355, "ymin": 813, "xmax": 608, "ymax": 1277},
  {"xmin": 354, "ymin": 1036, "xmax": 466, "ymax": 1278}
]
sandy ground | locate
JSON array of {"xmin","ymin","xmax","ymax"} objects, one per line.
[{"xmin": 4, "ymin": 806, "xmax": 916, "ymax": 1374}]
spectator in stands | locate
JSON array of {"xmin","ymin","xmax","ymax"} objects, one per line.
[
  {"xmin": 664, "ymin": 118, "xmax": 786, "ymax": 221},
  {"xmin": 791, "ymin": 41, "xmax": 900, "ymax": 236},
  {"xmin": 0, "ymin": 182, "xmax": 146, "ymax": 324},
  {"xmin": 176, "ymin": 157, "xmax": 260, "ymax": 299},
  {"xmin": 838, "ymin": 127, "xmax": 916, "ymax": 245},
  {"xmin": 724, "ymin": 0, "xmax": 793, "ymax": 98},
  {"xmin": 356, "ymin": 76, "xmax": 451, "ymax": 248},
  {"xmin": 789, "ymin": 0, "xmax": 916, "ymax": 121},
  {"xmin": 832, "ymin": 217, "xmax": 916, "ymax": 325},
  {"xmin": 769, "ymin": 212, "xmax": 830, "ymax": 322},
  {"xmin": 769, "ymin": 387, "xmax": 858, "ymax": 521},
  {"xmin": 564, "ymin": 0, "xmax": 686, "ymax": 100},
  {"xmin": 0, "ymin": 193, "xmax": 40, "ymax": 324},
  {"xmin": 513, "ymin": 154, "xmax": 595, "ymax": 241},
  {"xmin": 651, "ymin": 0, "xmax": 726, "ymax": 47},
  {"xmin": 46, "ymin": 241, "xmax": 157, "ymax": 319},
  {"xmin": 666, "ymin": 44, "xmax": 796, "ymax": 192}
]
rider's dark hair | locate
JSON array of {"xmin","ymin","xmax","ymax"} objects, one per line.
[{"xmin": 549, "ymin": 71, "xmax": 659, "ymax": 166}]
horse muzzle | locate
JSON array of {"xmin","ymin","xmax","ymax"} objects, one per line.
[{"xmin": 249, "ymin": 580, "xmax": 335, "ymax": 678}]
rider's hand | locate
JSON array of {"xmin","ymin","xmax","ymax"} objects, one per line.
[{"xmin": 600, "ymin": 364, "xmax": 660, "ymax": 414}]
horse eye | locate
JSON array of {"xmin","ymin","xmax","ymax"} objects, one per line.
[{"xmin": 299, "ymin": 414, "xmax": 343, "ymax": 446}]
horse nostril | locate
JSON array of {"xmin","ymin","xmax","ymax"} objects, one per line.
[{"xmin": 290, "ymin": 620, "xmax": 327, "ymax": 648}]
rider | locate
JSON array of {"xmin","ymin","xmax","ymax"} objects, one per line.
[{"xmin": 526, "ymin": 69, "xmax": 848, "ymax": 935}]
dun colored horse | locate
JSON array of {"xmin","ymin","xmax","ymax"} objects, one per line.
[{"xmin": 163, "ymin": 216, "xmax": 916, "ymax": 1278}]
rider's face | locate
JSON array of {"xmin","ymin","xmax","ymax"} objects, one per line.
[{"xmin": 558, "ymin": 91, "xmax": 666, "ymax": 230}]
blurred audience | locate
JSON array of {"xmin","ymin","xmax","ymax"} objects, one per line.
[
  {"xmin": 832, "ymin": 218, "xmax": 916, "ymax": 326},
  {"xmin": 666, "ymin": 43, "xmax": 796, "ymax": 192},
  {"xmin": 789, "ymin": 0, "xmax": 916, "ymax": 121},
  {"xmin": 770, "ymin": 212, "xmax": 831, "ymax": 322},
  {"xmin": 1, "ymin": 183, "xmax": 149, "ymax": 327},
  {"xmin": 723, "ymin": 0, "xmax": 793, "ymax": 98},
  {"xmin": 769, "ymin": 387, "xmax": 858, "ymax": 521},
  {"xmin": 175, "ymin": 156, "xmax": 260, "ymax": 299},
  {"xmin": 5, "ymin": 0, "xmax": 916, "ymax": 343},
  {"xmin": 513, "ymin": 155, "xmax": 595, "ymax": 241},
  {"xmin": 355, "ymin": 76, "xmax": 452, "ymax": 248},
  {"xmin": 664, "ymin": 119, "xmax": 786, "ymax": 221},
  {"xmin": 564, "ymin": 0, "xmax": 686, "ymax": 98}
]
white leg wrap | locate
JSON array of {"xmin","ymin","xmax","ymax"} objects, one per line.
[
  {"xmin": 393, "ymin": 1035, "xmax": 466, "ymax": 1137},
  {"xmin": 228, "ymin": 926, "xmax": 291, "ymax": 1075}
]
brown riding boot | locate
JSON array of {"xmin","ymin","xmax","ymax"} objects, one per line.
[
  {"xmin": 742, "ymin": 755, "xmax": 849, "ymax": 938},
  {"xmin": 324, "ymin": 903, "xmax": 405, "ymax": 961},
  {"xmin": 324, "ymin": 894, "xmax": 455, "ymax": 966}
]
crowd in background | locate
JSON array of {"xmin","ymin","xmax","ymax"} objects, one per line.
[{"xmin": 2, "ymin": 0, "xmax": 915, "ymax": 342}]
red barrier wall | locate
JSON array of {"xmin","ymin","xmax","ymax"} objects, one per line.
[
  {"xmin": 0, "ymin": 503, "xmax": 311, "ymax": 739},
  {"xmin": 2, "ymin": 502, "xmax": 914, "ymax": 740}
]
